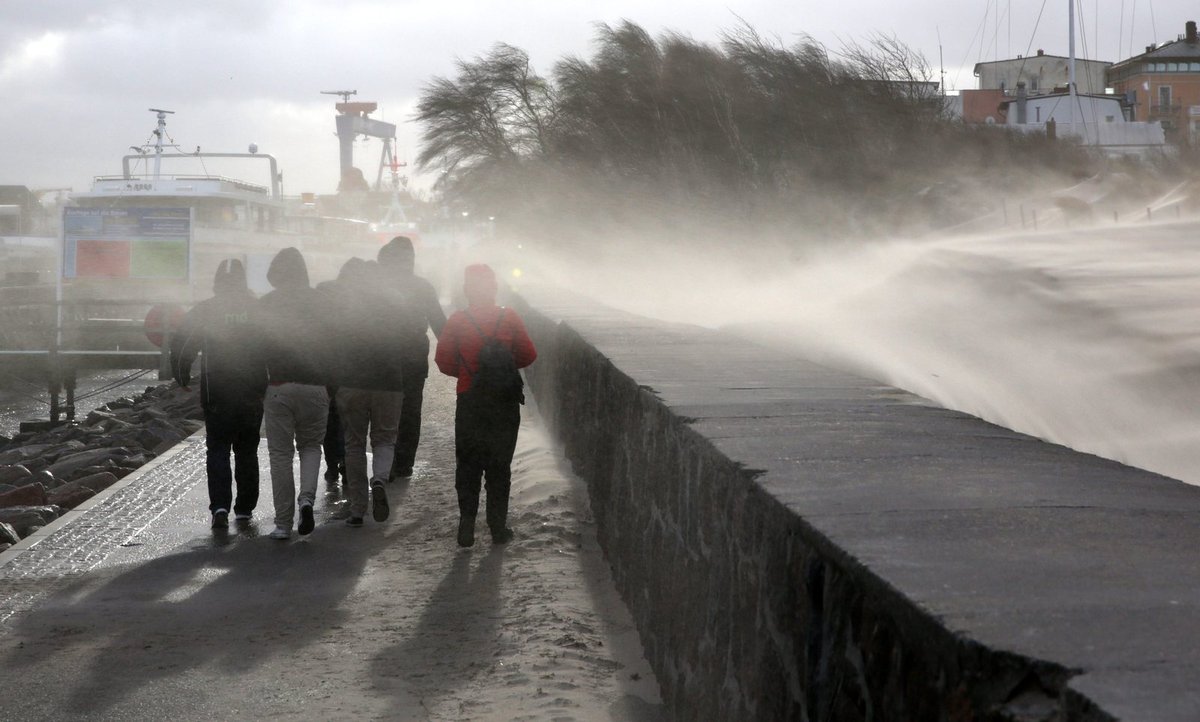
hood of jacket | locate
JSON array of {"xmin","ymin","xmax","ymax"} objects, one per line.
[
  {"xmin": 266, "ymin": 247, "xmax": 310, "ymax": 290},
  {"xmin": 213, "ymin": 258, "xmax": 250, "ymax": 297},
  {"xmin": 378, "ymin": 235, "xmax": 415, "ymax": 276},
  {"xmin": 464, "ymin": 263, "xmax": 497, "ymax": 308}
]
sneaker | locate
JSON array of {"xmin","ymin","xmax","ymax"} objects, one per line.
[
  {"xmin": 298, "ymin": 503, "xmax": 315, "ymax": 535},
  {"xmin": 491, "ymin": 527, "xmax": 514, "ymax": 545},
  {"xmin": 389, "ymin": 466, "xmax": 413, "ymax": 483},
  {"xmin": 371, "ymin": 480, "xmax": 390, "ymax": 522},
  {"xmin": 345, "ymin": 516, "xmax": 364, "ymax": 528},
  {"xmin": 234, "ymin": 512, "xmax": 252, "ymax": 521},
  {"xmin": 268, "ymin": 526, "xmax": 291, "ymax": 540},
  {"xmin": 211, "ymin": 509, "xmax": 229, "ymax": 529},
  {"xmin": 457, "ymin": 516, "xmax": 475, "ymax": 548}
]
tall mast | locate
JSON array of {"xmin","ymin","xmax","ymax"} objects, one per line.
[
  {"xmin": 148, "ymin": 108, "xmax": 174, "ymax": 180},
  {"xmin": 1068, "ymin": 0, "xmax": 1077, "ymax": 138}
]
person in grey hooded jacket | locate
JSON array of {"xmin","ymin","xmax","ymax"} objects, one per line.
[{"xmin": 257, "ymin": 247, "xmax": 332, "ymax": 540}]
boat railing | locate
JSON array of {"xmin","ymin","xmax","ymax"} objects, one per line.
[
  {"xmin": 93, "ymin": 174, "xmax": 272, "ymax": 196},
  {"xmin": 120, "ymin": 151, "xmax": 281, "ymax": 199}
]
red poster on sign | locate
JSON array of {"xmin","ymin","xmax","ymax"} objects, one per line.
[{"xmin": 75, "ymin": 239, "xmax": 132, "ymax": 277}]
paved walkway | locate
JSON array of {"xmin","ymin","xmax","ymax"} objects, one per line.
[{"xmin": 0, "ymin": 372, "xmax": 661, "ymax": 721}]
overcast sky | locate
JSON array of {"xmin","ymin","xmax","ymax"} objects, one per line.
[{"xmin": 1, "ymin": 0, "xmax": 1193, "ymax": 197}]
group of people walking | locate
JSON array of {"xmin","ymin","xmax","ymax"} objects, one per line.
[{"xmin": 170, "ymin": 236, "xmax": 536, "ymax": 547}]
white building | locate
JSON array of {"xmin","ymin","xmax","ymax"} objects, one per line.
[
  {"xmin": 1000, "ymin": 91, "xmax": 1166, "ymax": 154},
  {"xmin": 975, "ymin": 50, "xmax": 1111, "ymax": 95}
]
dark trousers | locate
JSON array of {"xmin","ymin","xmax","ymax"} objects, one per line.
[
  {"xmin": 454, "ymin": 392, "xmax": 520, "ymax": 533},
  {"xmin": 392, "ymin": 372, "xmax": 426, "ymax": 475},
  {"xmin": 205, "ymin": 403, "xmax": 264, "ymax": 515},
  {"xmin": 323, "ymin": 390, "xmax": 344, "ymax": 474}
]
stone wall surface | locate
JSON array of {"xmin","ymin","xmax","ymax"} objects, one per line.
[{"xmin": 510, "ymin": 284, "xmax": 1200, "ymax": 722}]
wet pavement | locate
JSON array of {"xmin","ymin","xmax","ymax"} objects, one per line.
[{"xmin": 0, "ymin": 371, "xmax": 661, "ymax": 721}]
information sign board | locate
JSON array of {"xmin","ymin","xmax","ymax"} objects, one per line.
[{"xmin": 63, "ymin": 207, "xmax": 191, "ymax": 280}]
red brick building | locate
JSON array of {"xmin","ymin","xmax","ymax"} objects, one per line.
[{"xmin": 1107, "ymin": 20, "xmax": 1200, "ymax": 141}]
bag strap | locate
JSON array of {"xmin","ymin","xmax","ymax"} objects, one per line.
[
  {"xmin": 464, "ymin": 307, "xmax": 507, "ymax": 341},
  {"xmin": 457, "ymin": 307, "xmax": 507, "ymax": 375}
]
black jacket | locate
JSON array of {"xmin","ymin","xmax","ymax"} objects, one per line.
[
  {"xmin": 390, "ymin": 273, "xmax": 446, "ymax": 378},
  {"xmin": 323, "ymin": 261, "xmax": 408, "ymax": 391},
  {"xmin": 171, "ymin": 262, "xmax": 268, "ymax": 413}
]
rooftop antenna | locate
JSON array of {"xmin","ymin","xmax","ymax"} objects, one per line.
[
  {"xmin": 1068, "ymin": 0, "xmax": 1077, "ymax": 139},
  {"xmin": 148, "ymin": 108, "xmax": 175, "ymax": 180},
  {"xmin": 320, "ymin": 89, "xmax": 357, "ymax": 104},
  {"xmin": 937, "ymin": 26, "xmax": 947, "ymax": 95}
]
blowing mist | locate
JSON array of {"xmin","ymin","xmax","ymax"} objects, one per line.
[{"xmin": 422, "ymin": 21, "xmax": 1200, "ymax": 487}]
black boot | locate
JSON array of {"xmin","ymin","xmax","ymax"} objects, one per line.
[
  {"xmin": 486, "ymin": 494, "xmax": 512, "ymax": 544},
  {"xmin": 457, "ymin": 515, "xmax": 476, "ymax": 547}
]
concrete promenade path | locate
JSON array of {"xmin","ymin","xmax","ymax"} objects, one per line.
[{"xmin": 0, "ymin": 371, "xmax": 661, "ymax": 721}]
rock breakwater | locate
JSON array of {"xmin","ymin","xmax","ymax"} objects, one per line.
[{"xmin": 0, "ymin": 384, "xmax": 202, "ymax": 552}]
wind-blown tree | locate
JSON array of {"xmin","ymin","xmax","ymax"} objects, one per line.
[
  {"xmin": 415, "ymin": 43, "xmax": 557, "ymax": 214},
  {"xmin": 414, "ymin": 21, "xmax": 1092, "ymax": 246}
]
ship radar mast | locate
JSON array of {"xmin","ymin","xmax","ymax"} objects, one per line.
[{"xmin": 148, "ymin": 108, "xmax": 175, "ymax": 180}]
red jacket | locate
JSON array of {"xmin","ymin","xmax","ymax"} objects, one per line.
[{"xmin": 435, "ymin": 305, "xmax": 537, "ymax": 394}]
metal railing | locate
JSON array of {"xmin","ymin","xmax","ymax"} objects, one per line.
[{"xmin": 1, "ymin": 297, "xmax": 179, "ymax": 422}]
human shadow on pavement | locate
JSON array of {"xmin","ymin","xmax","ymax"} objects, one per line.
[
  {"xmin": 0, "ymin": 527, "xmax": 390, "ymax": 718},
  {"xmin": 369, "ymin": 546, "xmax": 506, "ymax": 713}
]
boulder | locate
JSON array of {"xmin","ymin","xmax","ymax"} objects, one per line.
[
  {"xmin": 59, "ymin": 426, "xmax": 94, "ymax": 443},
  {"xmin": 67, "ymin": 462, "xmax": 125, "ymax": 482},
  {"xmin": 99, "ymin": 418, "xmax": 137, "ymax": 433},
  {"xmin": 137, "ymin": 407, "xmax": 172, "ymax": 423},
  {"xmin": 0, "ymin": 521, "xmax": 18, "ymax": 546},
  {"xmin": 85, "ymin": 409, "xmax": 118, "ymax": 426},
  {"xmin": 152, "ymin": 439, "xmax": 181, "ymax": 456},
  {"xmin": 0, "ymin": 482, "xmax": 47, "ymax": 508},
  {"xmin": 0, "ymin": 506, "xmax": 60, "ymax": 537},
  {"xmin": 46, "ymin": 483, "xmax": 96, "ymax": 510},
  {"xmin": 30, "ymin": 469, "xmax": 58, "ymax": 489},
  {"xmin": 124, "ymin": 454, "xmax": 150, "ymax": 468},
  {"xmin": 74, "ymin": 472, "xmax": 119, "ymax": 493},
  {"xmin": 179, "ymin": 419, "xmax": 205, "ymax": 435},
  {"xmin": 0, "ymin": 464, "xmax": 31, "ymax": 485},
  {"xmin": 40, "ymin": 440, "xmax": 87, "ymax": 462},
  {"xmin": 0, "ymin": 444, "xmax": 50, "ymax": 465},
  {"xmin": 0, "ymin": 484, "xmax": 13, "ymax": 495},
  {"xmin": 106, "ymin": 429, "xmax": 146, "ymax": 449},
  {"xmin": 46, "ymin": 447, "xmax": 129, "ymax": 479}
]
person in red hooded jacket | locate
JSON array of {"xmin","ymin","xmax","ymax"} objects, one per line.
[{"xmin": 435, "ymin": 264, "xmax": 536, "ymax": 547}]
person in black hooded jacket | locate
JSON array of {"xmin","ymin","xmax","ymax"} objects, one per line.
[
  {"xmin": 325, "ymin": 258, "xmax": 408, "ymax": 527},
  {"xmin": 377, "ymin": 236, "xmax": 446, "ymax": 481},
  {"xmin": 257, "ymin": 247, "xmax": 333, "ymax": 540},
  {"xmin": 171, "ymin": 258, "xmax": 268, "ymax": 530}
]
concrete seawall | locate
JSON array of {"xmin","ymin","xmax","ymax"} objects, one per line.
[{"xmin": 512, "ymin": 284, "xmax": 1200, "ymax": 722}]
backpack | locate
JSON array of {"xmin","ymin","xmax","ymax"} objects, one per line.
[{"xmin": 463, "ymin": 308, "xmax": 525, "ymax": 404}]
